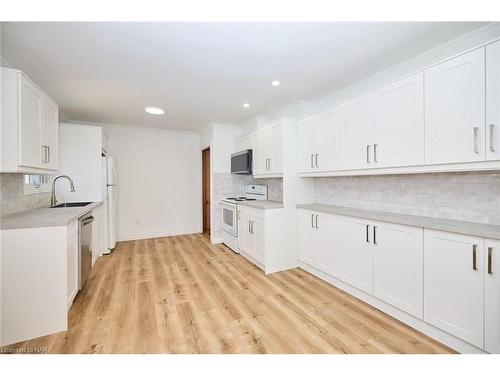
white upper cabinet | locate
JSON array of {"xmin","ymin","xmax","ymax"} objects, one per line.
[
  {"xmin": 424, "ymin": 229, "xmax": 484, "ymax": 348},
  {"xmin": 254, "ymin": 122, "xmax": 283, "ymax": 177},
  {"xmin": 485, "ymin": 239, "xmax": 500, "ymax": 354},
  {"xmin": 41, "ymin": 94, "xmax": 60, "ymax": 170},
  {"xmin": 372, "ymin": 72, "xmax": 424, "ymax": 168},
  {"xmin": 234, "ymin": 132, "xmax": 255, "ymax": 153},
  {"xmin": 18, "ymin": 74, "xmax": 43, "ymax": 169},
  {"xmin": 486, "ymin": 41, "xmax": 500, "ymax": 161},
  {"xmin": 372, "ymin": 221, "xmax": 423, "ymax": 318},
  {"xmin": 1, "ymin": 68, "xmax": 59, "ymax": 172},
  {"xmin": 298, "ymin": 108, "xmax": 338, "ymax": 173},
  {"xmin": 424, "ymin": 48, "xmax": 486, "ymax": 164},
  {"xmin": 338, "ymin": 95, "xmax": 374, "ymax": 170}
]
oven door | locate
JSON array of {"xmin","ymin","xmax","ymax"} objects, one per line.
[{"xmin": 221, "ymin": 201, "xmax": 237, "ymax": 237}]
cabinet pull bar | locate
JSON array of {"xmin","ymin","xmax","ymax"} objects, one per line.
[
  {"xmin": 47, "ymin": 146, "xmax": 50, "ymax": 163},
  {"xmin": 315, "ymin": 215, "xmax": 319, "ymax": 229},
  {"xmin": 311, "ymin": 154, "xmax": 314, "ymax": 168},
  {"xmin": 366, "ymin": 145, "xmax": 371, "ymax": 163},
  {"xmin": 473, "ymin": 127, "xmax": 479, "ymax": 154},
  {"xmin": 374, "ymin": 144, "xmax": 378, "ymax": 163},
  {"xmin": 488, "ymin": 247, "xmax": 493, "ymax": 275},
  {"xmin": 268, "ymin": 158, "xmax": 271, "ymax": 171},
  {"xmin": 490, "ymin": 124, "xmax": 496, "ymax": 153},
  {"xmin": 249, "ymin": 221, "xmax": 251, "ymax": 233},
  {"xmin": 366, "ymin": 225, "xmax": 370, "ymax": 243},
  {"xmin": 472, "ymin": 244, "xmax": 478, "ymax": 271},
  {"xmin": 311, "ymin": 214, "xmax": 314, "ymax": 228},
  {"xmin": 373, "ymin": 226, "xmax": 377, "ymax": 245},
  {"xmin": 315, "ymin": 153, "xmax": 319, "ymax": 168}
]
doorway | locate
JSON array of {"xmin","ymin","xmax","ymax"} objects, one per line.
[{"xmin": 202, "ymin": 148, "xmax": 211, "ymax": 236}]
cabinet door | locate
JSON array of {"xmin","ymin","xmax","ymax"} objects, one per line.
[
  {"xmin": 316, "ymin": 107, "xmax": 339, "ymax": 172},
  {"xmin": 314, "ymin": 213, "xmax": 338, "ymax": 276},
  {"xmin": 373, "ymin": 72, "xmax": 424, "ymax": 168},
  {"xmin": 338, "ymin": 95, "xmax": 374, "ymax": 170},
  {"xmin": 486, "ymin": 41, "xmax": 500, "ymax": 161},
  {"xmin": 18, "ymin": 74, "xmax": 43, "ymax": 168},
  {"xmin": 269, "ymin": 124, "xmax": 283, "ymax": 174},
  {"xmin": 67, "ymin": 221, "xmax": 79, "ymax": 308},
  {"xmin": 297, "ymin": 118, "xmax": 317, "ymax": 173},
  {"xmin": 424, "ymin": 48, "xmax": 485, "ymax": 164},
  {"xmin": 337, "ymin": 216, "xmax": 373, "ymax": 294},
  {"xmin": 254, "ymin": 128, "xmax": 269, "ymax": 175},
  {"xmin": 423, "ymin": 230, "xmax": 484, "ymax": 348},
  {"xmin": 485, "ymin": 239, "xmax": 500, "ymax": 353},
  {"xmin": 298, "ymin": 210, "xmax": 320, "ymax": 265},
  {"xmin": 253, "ymin": 219, "xmax": 265, "ymax": 264},
  {"xmin": 41, "ymin": 94, "xmax": 59, "ymax": 170},
  {"xmin": 373, "ymin": 221, "xmax": 423, "ymax": 318},
  {"xmin": 238, "ymin": 214, "xmax": 251, "ymax": 256}
]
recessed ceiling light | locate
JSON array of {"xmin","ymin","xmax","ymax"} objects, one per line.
[
  {"xmin": 243, "ymin": 103, "xmax": 250, "ymax": 108},
  {"xmin": 272, "ymin": 80, "xmax": 280, "ymax": 87},
  {"xmin": 145, "ymin": 107, "xmax": 165, "ymax": 115}
]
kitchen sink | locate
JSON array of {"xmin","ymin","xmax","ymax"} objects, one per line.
[{"xmin": 50, "ymin": 202, "xmax": 93, "ymax": 208}]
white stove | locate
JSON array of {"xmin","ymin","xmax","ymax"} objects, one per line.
[{"xmin": 221, "ymin": 184, "xmax": 268, "ymax": 252}]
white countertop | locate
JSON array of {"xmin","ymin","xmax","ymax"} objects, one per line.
[
  {"xmin": 297, "ymin": 203, "xmax": 500, "ymax": 240},
  {"xmin": 238, "ymin": 200, "xmax": 284, "ymax": 210},
  {"xmin": 0, "ymin": 201, "xmax": 103, "ymax": 230}
]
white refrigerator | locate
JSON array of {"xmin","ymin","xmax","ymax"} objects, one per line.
[{"xmin": 102, "ymin": 156, "xmax": 118, "ymax": 253}]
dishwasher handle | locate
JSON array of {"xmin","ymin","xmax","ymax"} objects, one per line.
[{"xmin": 81, "ymin": 216, "xmax": 95, "ymax": 226}]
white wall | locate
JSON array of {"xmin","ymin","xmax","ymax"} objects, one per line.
[
  {"xmin": 57, "ymin": 123, "xmax": 103, "ymax": 203},
  {"xmin": 98, "ymin": 124, "xmax": 201, "ymax": 241}
]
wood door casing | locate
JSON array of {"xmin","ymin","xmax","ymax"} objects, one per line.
[{"xmin": 202, "ymin": 148, "xmax": 211, "ymax": 235}]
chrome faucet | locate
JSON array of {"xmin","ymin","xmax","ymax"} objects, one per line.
[{"xmin": 51, "ymin": 175, "xmax": 76, "ymax": 207}]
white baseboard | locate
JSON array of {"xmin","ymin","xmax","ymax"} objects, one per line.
[
  {"xmin": 118, "ymin": 227, "xmax": 200, "ymax": 242},
  {"xmin": 298, "ymin": 261, "xmax": 487, "ymax": 354}
]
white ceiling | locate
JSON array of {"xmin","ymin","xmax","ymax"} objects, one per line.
[{"xmin": 1, "ymin": 22, "xmax": 488, "ymax": 131}]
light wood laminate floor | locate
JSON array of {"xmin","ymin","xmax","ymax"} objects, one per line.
[{"xmin": 2, "ymin": 234, "xmax": 454, "ymax": 354}]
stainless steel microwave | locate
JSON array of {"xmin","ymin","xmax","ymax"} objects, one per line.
[{"xmin": 231, "ymin": 149, "xmax": 252, "ymax": 175}]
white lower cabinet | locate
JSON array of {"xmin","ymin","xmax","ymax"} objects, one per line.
[
  {"xmin": 424, "ymin": 229, "xmax": 484, "ymax": 348},
  {"xmin": 485, "ymin": 239, "xmax": 500, "ymax": 353},
  {"xmin": 297, "ymin": 208, "xmax": 499, "ymax": 352},
  {"xmin": 298, "ymin": 210, "xmax": 338, "ymax": 276},
  {"xmin": 67, "ymin": 220, "xmax": 79, "ymax": 310},
  {"xmin": 239, "ymin": 212, "xmax": 265, "ymax": 265},
  {"xmin": 337, "ymin": 216, "xmax": 373, "ymax": 294},
  {"xmin": 372, "ymin": 221, "xmax": 423, "ymax": 318}
]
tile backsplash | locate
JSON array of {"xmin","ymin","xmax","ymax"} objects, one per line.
[
  {"xmin": 313, "ymin": 171, "xmax": 500, "ymax": 225},
  {"xmin": 0, "ymin": 173, "xmax": 51, "ymax": 216}
]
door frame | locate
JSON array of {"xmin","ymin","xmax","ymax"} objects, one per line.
[{"xmin": 201, "ymin": 147, "xmax": 211, "ymax": 237}]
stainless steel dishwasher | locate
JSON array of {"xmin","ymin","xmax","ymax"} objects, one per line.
[{"xmin": 79, "ymin": 212, "xmax": 94, "ymax": 289}]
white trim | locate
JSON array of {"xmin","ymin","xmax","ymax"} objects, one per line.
[
  {"xmin": 299, "ymin": 160, "xmax": 500, "ymax": 178},
  {"xmin": 298, "ymin": 261, "xmax": 487, "ymax": 354},
  {"xmin": 117, "ymin": 227, "xmax": 200, "ymax": 242}
]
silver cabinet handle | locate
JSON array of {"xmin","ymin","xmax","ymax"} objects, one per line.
[
  {"xmin": 366, "ymin": 145, "xmax": 371, "ymax": 163},
  {"xmin": 315, "ymin": 214, "xmax": 319, "ymax": 229},
  {"xmin": 315, "ymin": 153, "xmax": 319, "ymax": 168},
  {"xmin": 251, "ymin": 221, "xmax": 254, "ymax": 234},
  {"xmin": 488, "ymin": 247, "xmax": 494, "ymax": 275},
  {"xmin": 269, "ymin": 158, "xmax": 271, "ymax": 171},
  {"xmin": 41, "ymin": 145, "xmax": 48, "ymax": 163},
  {"xmin": 473, "ymin": 127, "xmax": 479, "ymax": 154},
  {"xmin": 472, "ymin": 244, "xmax": 478, "ymax": 271},
  {"xmin": 366, "ymin": 224, "xmax": 371, "ymax": 243},
  {"xmin": 311, "ymin": 214, "xmax": 314, "ymax": 228},
  {"xmin": 373, "ymin": 226, "xmax": 377, "ymax": 245},
  {"xmin": 490, "ymin": 124, "xmax": 496, "ymax": 152},
  {"xmin": 373, "ymin": 144, "xmax": 378, "ymax": 163},
  {"xmin": 310, "ymin": 154, "xmax": 314, "ymax": 168},
  {"xmin": 47, "ymin": 146, "xmax": 50, "ymax": 163}
]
